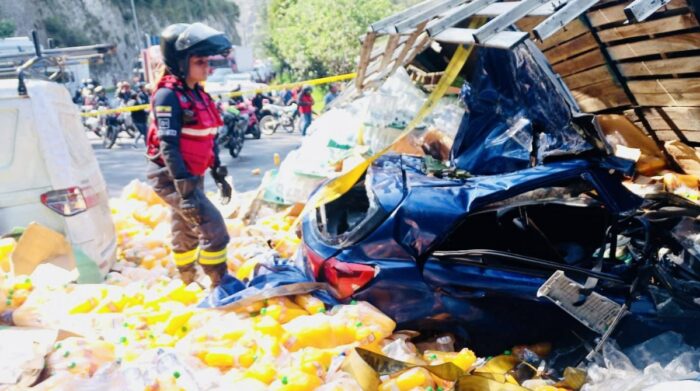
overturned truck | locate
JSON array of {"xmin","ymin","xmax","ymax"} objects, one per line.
[{"xmin": 298, "ymin": 0, "xmax": 700, "ymax": 361}]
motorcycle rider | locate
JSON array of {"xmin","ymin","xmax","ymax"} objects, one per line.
[
  {"xmin": 145, "ymin": 23, "xmax": 233, "ymax": 287},
  {"xmin": 251, "ymin": 91, "xmax": 272, "ymax": 120},
  {"xmin": 116, "ymin": 81, "xmax": 135, "ymax": 105},
  {"xmin": 94, "ymin": 86, "xmax": 109, "ymax": 106}
]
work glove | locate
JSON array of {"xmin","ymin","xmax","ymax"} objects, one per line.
[
  {"xmin": 174, "ymin": 177, "xmax": 202, "ymax": 225},
  {"xmin": 210, "ymin": 165, "xmax": 232, "ymax": 205}
]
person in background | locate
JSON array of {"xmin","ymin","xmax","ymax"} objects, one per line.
[
  {"xmin": 251, "ymin": 91, "xmax": 272, "ymax": 120},
  {"xmin": 297, "ymin": 85, "xmax": 314, "ymax": 136},
  {"xmin": 145, "ymin": 23, "xmax": 233, "ymax": 287},
  {"xmin": 94, "ymin": 85, "xmax": 109, "ymax": 106},
  {"xmin": 132, "ymin": 82, "xmax": 150, "ymax": 145},
  {"xmin": 281, "ymin": 88, "xmax": 294, "ymax": 106},
  {"xmin": 116, "ymin": 81, "xmax": 135, "ymax": 105},
  {"xmin": 323, "ymin": 83, "xmax": 339, "ymax": 107}
]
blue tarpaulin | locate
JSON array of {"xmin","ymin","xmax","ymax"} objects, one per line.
[{"xmin": 199, "ymin": 257, "xmax": 337, "ymax": 310}]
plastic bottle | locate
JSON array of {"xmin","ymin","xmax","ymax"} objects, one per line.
[
  {"xmin": 0, "ymin": 238, "xmax": 15, "ymax": 272},
  {"xmin": 268, "ymin": 369, "xmax": 323, "ymax": 391},
  {"xmin": 293, "ymin": 294, "xmax": 326, "ymax": 314},
  {"xmin": 245, "ymin": 361, "xmax": 277, "ymax": 384},
  {"xmin": 378, "ymin": 367, "xmax": 435, "ymax": 391},
  {"xmin": 274, "ymin": 153, "xmax": 281, "ymax": 167},
  {"xmin": 423, "ymin": 348, "xmax": 477, "ymax": 371}
]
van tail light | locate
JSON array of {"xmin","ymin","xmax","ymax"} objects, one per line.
[
  {"xmin": 323, "ymin": 258, "xmax": 375, "ymax": 299},
  {"xmin": 40, "ymin": 187, "xmax": 89, "ymax": 216}
]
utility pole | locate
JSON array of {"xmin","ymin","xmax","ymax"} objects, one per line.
[{"xmin": 130, "ymin": 0, "xmax": 143, "ymax": 52}]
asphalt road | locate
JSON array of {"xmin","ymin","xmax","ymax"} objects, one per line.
[{"xmin": 90, "ymin": 131, "xmax": 302, "ymax": 197}]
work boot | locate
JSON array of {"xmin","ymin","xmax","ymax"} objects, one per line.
[
  {"xmin": 177, "ymin": 263, "xmax": 197, "ymax": 285},
  {"xmin": 202, "ymin": 263, "xmax": 228, "ymax": 289}
]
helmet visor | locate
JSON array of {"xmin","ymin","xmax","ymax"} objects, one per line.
[{"xmin": 175, "ymin": 23, "xmax": 231, "ymax": 56}]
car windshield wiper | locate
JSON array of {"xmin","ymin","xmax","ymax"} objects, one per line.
[{"xmin": 432, "ymin": 249, "xmax": 628, "ymax": 285}]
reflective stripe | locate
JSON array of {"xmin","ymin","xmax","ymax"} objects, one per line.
[
  {"xmin": 199, "ymin": 248, "xmax": 227, "ymax": 265},
  {"xmin": 173, "ymin": 248, "xmax": 198, "ymax": 266},
  {"xmin": 181, "ymin": 127, "xmax": 218, "ymax": 137}
]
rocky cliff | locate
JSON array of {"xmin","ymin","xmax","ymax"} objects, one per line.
[{"xmin": 0, "ymin": 0, "xmax": 241, "ymax": 85}]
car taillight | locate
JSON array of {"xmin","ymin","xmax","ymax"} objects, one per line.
[
  {"xmin": 40, "ymin": 187, "xmax": 88, "ymax": 216},
  {"xmin": 323, "ymin": 258, "xmax": 375, "ymax": 299},
  {"xmin": 304, "ymin": 244, "xmax": 325, "ymax": 278}
]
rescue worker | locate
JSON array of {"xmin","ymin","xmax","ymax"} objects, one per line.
[{"xmin": 145, "ymin": 23, "xmax": 233, "ymax": 287}]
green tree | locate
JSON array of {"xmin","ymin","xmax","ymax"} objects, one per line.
[
  {"xmin": 0, "ymin": 19, "xmax": 15, "ymax": 38},
  {"xmin": 265, "ymin": 0, "xmax": 396, "ymax": 79}
]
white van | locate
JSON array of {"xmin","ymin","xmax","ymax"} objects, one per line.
[{"xmin": 0, "ymin": 78, "xmax": 116, "ymax": 275}]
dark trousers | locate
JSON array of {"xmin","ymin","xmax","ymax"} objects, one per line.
[{"xmin": 146, "ymin": 161, "xmax": 229, "ymax": 266}]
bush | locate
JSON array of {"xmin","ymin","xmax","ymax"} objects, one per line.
[
  {"xmin": 44, "ymin": 16, "xmax": 90, "ymax": 47},
  {"xmin": 0, "ymin": 19, "xmax": 15, "ymax": 38}
]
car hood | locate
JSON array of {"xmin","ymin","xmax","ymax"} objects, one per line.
[{"xmin": 450, "ymin": 42, "xmax": 611, "ymax": 176}]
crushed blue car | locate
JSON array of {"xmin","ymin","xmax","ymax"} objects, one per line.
[{"xmin": 300, "ymin": 43, "xmax": 700, "ymax": 356}]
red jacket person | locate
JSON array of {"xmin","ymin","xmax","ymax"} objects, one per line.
[{"xmin": 146, "ymin": 23, "xmax": 233, "ymax": 287}]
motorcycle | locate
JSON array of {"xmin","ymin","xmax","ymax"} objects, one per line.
[
  {"xmin": 81, "ymin": 104, "xmax": 102, "ymax": 137},
  {"xmin": 232, "ymin": 99, "xmax": 261, "ymax": 140},
  {"xmin": 259, "ymin": 102, "xmax": 299, "ymax": 135},
  {"xmin": 101, "ymin": 101, "xmax": 138, "ymax": 149},
  {"xmin": 217, "ymin": 104, "xmax": 246, "ymax": 158}
]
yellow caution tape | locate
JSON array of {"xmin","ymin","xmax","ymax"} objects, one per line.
[
  {"xmin": 290, "ymin": 17, "xmax": 487, "ymax": 231},
  {"xmin": 224, "ymin": 72, "xmax": 357, "ymax": 98},
  {"xmin": 301, "ymin": 42, "xmax": 475, "ymax": 215},
  {"xmin": 79, "ymin": 72, "xmax": 356, "ymax": 117},
  {"xmin": 80, "ymin": 104, "xmax": 149, "ymax": 117}
]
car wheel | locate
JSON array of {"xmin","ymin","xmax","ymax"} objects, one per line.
[{"xmin": 260, "ymin": 115, "xmax": 277, "ymax": 136}]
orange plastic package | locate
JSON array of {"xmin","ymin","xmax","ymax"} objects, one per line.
[{"xmin": 598, "ymin": 115, "xmax": 667, "ymax": 176}]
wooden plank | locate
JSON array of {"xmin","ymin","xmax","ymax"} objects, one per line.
[
  {"xmin": 597, "ymin": 12, "xmax": 697, "ymax": 42},
  {"xmin": 515, "ymin": 15, "xmax": 546, "ymax": 31},
  {"xmin": 634, "ymin": 92, "xmax": 700, "ymax": 106},
  {"xmin": 562, "ymin": 64, "xmax": 613, "ymax": 89},
  {"xmin": 663, "ymin": 107, "xmax": 700, "ymax": 130},
  {"xmin": 380, "ymin": 35, "xmax": 402, "ymax": 69},
  {"xmin": 628, "ymin": 77, "xmax": 700, "ymax": 93},
  {"xmin": 607, "ymin": 32, "xmax": 700, "ymax": 60},
  {"xmin": 538, "ymin": 19, "xmax": 590, "ymax": 50},
  {"xmin": 551, "ymin": 48, "xmax": 607, "ymax": 76},
  {"xmin": 544, "ymin": 32, "xmax": 598, "ymax": 64},
  {"xmin": 634, "ymin": 107, "xmax": 700, "ymax": 130},
  {"xmin": 355, "ymin": 32, "xmax": 377, "ymax": 90},
  {"xmin": 656, "ymin": 130, "xmax": 700, "ymax": 142},
  {"xmin": 587, "ymin": 0, "xmax": 686, "ymax": 27},
  {"xmin": 571, "ymin": 79, "xmax": 631, "ymax": 111},
  {"xmin": 618, "ymin": 56, "xmax": 700, "ymax": 76}
]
